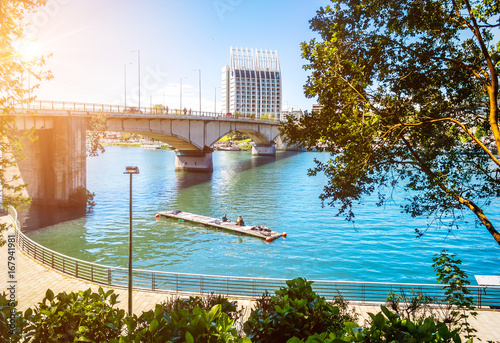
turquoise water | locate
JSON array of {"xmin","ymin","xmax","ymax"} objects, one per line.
[{"xmin": 24, "ymin": 147, "xmax": 500, "ymax": 284}]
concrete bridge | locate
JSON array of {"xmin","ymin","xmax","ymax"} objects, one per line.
[{"xmin": 8, "ymin": 101, "xmax": 282, "ymax": 205}]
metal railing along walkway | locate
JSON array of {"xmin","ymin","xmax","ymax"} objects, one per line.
[
  {"xmin": 7, "ymin": 206, "xmax": 500, "ymax": 308},
  {"xmin": 16, "ymin": 100, "xmax": 283, "ymax": 122}
]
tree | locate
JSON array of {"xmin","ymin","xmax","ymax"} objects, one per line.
[
  {"xmin": 119, "ymin": 132, "xmax": 132, "ymax": 141},
  {"xmin": 280, "ymin": 0, "xmax": 500, "ymax": 244},
  {"xmin": 0, "ymin": 0, "xmax": 51, "ymax": 245},
  {"xmin": 86, "ymin": 112, "xmax": 107, "ymax": 157}
]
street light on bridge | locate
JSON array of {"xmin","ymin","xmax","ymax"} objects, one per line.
[
  {"xmin": 180, "ymin": 76, "xmax": 187, "ymax": 111},
  {"xmin": 124, "ymin": 63, "xmax": 132, "ymax": 109},
  {"xmin": 193, "ymin": 69, "xmax": 201, "ymax": 113},
  {"xmin": 131, "ymin": 50, "xmax": 140, "ymax": 110},
  {"xmin": 123, "ymin": 166, "xmax": 139, "ymax": 316}
]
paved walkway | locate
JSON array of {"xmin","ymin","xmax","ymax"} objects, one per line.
[{"xmin": 1, "ymin": 214, "xmax": 499, "ymax": 342}]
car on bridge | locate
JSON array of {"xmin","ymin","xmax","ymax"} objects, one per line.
[{"xmin": 124, "ymin": 107, "xmax": 142, "ymax": 114}]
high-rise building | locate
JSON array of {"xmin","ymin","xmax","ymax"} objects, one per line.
[{"xmin": 222, "ymin": 47, "xmax": 281, "ymax": 118}]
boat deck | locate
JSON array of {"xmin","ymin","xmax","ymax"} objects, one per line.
[{"xmin": 156, "ymin": 210, "xmax": 286, "ymax": 241}]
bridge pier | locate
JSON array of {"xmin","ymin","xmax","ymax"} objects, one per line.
[
  {"xmin": 251, "ymin": 144, "xmax": 276, "ymax": 156},
  {"xmin": 13, "ymin": 117, "xmax": 87, "ymax": 206},
  {"xmin": 175, "ymin": 151, "xmax": 213, "ymax": 172}
]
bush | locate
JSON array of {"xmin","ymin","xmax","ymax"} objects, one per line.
[
  {"xmin": 116, "ymin": 303, "xmax": 249, "ymax": 343},
  {"xmin": 288, "ymin": 306, "xmax": 469, "ymax": 343},
  {"xmin": 25, "ymin": 287, "xmax": 125, "ymax": 342},
  {"xmin": 244, "ymin": 277, "xmax": 357, "ymax": 343},
  {"xmin": 69, "ymin": 187, "xmax": 96, "ymax": 211},
  {"xmin": 0, "ymin": 292, "xmax": 27, "ymax": 342},
  {"xmin": 432, "ymin": 249, "xmax": 477, "ymax": 339},
  {"xmin": 161, "ymin": 293, "xmax": 242, "ymax": 321}
]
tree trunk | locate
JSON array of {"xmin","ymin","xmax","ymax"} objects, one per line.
[{"xmin": 457, "ymin": 196, "xmax": 500, "ymax": 246}]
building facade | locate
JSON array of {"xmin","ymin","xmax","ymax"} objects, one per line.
[
  {"xmin": 222, "ymin": 47, "xmax": 281, "ymax": 119},
  {"xmin": 280, "ymin": 108, "xmax": 303, "ymax": 122}
]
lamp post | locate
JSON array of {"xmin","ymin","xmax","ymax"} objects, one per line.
[
  {"xmin": 179, "ymin": 77, "xmax": 187, "ymax": 111},
  {"xmin": 124, "ymin": 63, "xmax": 132, "ymax": 109},
  {"xmin": 131, "ymin": 50, "xmax": 140, "ymax": 110},
  {"xmin": 193, "ymin": 69, "xmax": 201, "ymax": 113},
  {"xmin": 123, "ymin": 166, "xmax": 139, "ymax": 316},
  {"xmin": 214, "ymin": 86, "xmax": 217, "ymax": 114}
]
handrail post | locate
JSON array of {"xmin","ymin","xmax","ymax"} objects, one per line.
[
  {"xmin": 152, "ymin": 273, "xmax": 155, "ymax": 291},
  {"xmin": 76, "ymin": 261, "xmax": 78, "ymax": 278},
  {"xmin": 108, "ymin": 269, "xmax": 111, "ymax": 286},
  {"xmin": 478, "ymin": 288, "xmax": 482, "ymax": 309},
  {"xmin": 362, "ymin": 283, "xmax": 366, "ymax": 304}
]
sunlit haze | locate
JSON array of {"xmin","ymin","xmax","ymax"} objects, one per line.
[{"xmin": 23, "ymin": 0, "xmax": 330, "ymax": 112}]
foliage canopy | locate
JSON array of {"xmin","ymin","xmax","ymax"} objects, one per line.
[{"xmin": 281, "ymin": 0, "xmax": 500, "ymax": 244}]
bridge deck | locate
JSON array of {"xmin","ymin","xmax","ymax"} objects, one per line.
[{"xmin": 156, "ymin": 210, "xmax": 286, "ymax": 241}]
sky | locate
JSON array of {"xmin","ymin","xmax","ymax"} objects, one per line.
[{"xmin": 21, "ymin": 0, "xmax": 331, "ymax": 113}]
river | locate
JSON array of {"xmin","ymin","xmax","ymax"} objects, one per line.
[{"xmin": 21, "ymin": 147, "xmax": 500, "ymax": 284}]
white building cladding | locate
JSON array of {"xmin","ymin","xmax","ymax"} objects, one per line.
[{"xmin": 222, "ymin": 47, "xmax": 282, "ymax": 118}]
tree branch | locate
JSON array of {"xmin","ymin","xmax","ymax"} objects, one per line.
[
  {"xmin": 401, "ymin": 135, "xmax": 500, "ymax": 245},
  {"xmin": 397, "ymin": 117, "xmax": 500, "ymax": 167}
]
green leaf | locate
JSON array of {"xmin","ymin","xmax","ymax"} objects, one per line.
[
  {"xmin": 45, "ymin": 289, "xmax": 54, "ymax": 302},
  {"xmin": 185, "ymin": 331, "xmax": 194, "ymax": 343},
  {"xmin": 149, "ymin": 319, "xmax": 159, "ymax": 333},
  {"xmin": 208, "ymin": 304, "xmax": 221, "ymax": 321}
]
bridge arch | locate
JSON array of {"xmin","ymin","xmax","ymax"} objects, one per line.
[{"xmin": 106, "ymin": 116, "xmax": 282, "ymax": 170}]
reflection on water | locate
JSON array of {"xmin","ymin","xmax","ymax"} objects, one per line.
[
  {"xmin": 18, "ymin": 203, "xmax": 86, "ymax": 233},
  {"xmin": 24, "ymin": 147, "xmax": 500, "ymax": 283},
  {"xmin": 174, "ymin": 171, "xmax": 213, "ymax": 192}
]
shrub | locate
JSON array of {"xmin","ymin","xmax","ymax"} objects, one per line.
[
  {"xmin": 0, "ymin": 292, "xmax": 27, "ymax": 343},
  {"xmin": 161, "ymin": 293, "xmax": 242, "ymax": 321},
  {"xmin": 432, "ymin": 249, "xmax": 478, "ymax": 340},
  {"xmin": 288, "ymin": 306, "xmax": 469, "ymax": 343},
  {"xmin": 385, "ymin": 289, "xmax": 435, "ymax": 322},
  {"xmin": 24, "ymin": 287, "xmax": 125, "ymax": 342},
  {"xmin": 117, "ymin": 303, "xmax": 249, "ymax": 343},
  {"xmin": 69, "ymin": 187, "xmax": 96, "ymax": 211},
  {"xmin": 244, "ymin": 277, "xmax": 357, "ymax": 343}
]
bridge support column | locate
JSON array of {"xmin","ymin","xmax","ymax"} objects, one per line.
[
  {"xmin": 175, "ymin": 151, "xmax": 213, "ymax": 172},
  {"xmin": 251, "ymin": 144, "xmax": 276, "ymax": 156},
  {"xmin": 15, "ymin": 117, "xmax": 87, "ymax": 206}
]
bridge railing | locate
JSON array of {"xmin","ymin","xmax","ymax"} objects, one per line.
[
  {"xmin": 6, "ymin": 205, "xmax": 500, "ymax": 307},
  {"xmin": 20, "ymin": 100, "xmax": 283, "ymax": 122}
]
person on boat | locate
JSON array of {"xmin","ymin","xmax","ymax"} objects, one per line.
[
  {"xmin": 222, "ymin": 214, "xmax": 228, "ymax": 222},
  {"xmin": 236, "ymin": 215, "xmax": 244, "ymax": 226}
]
